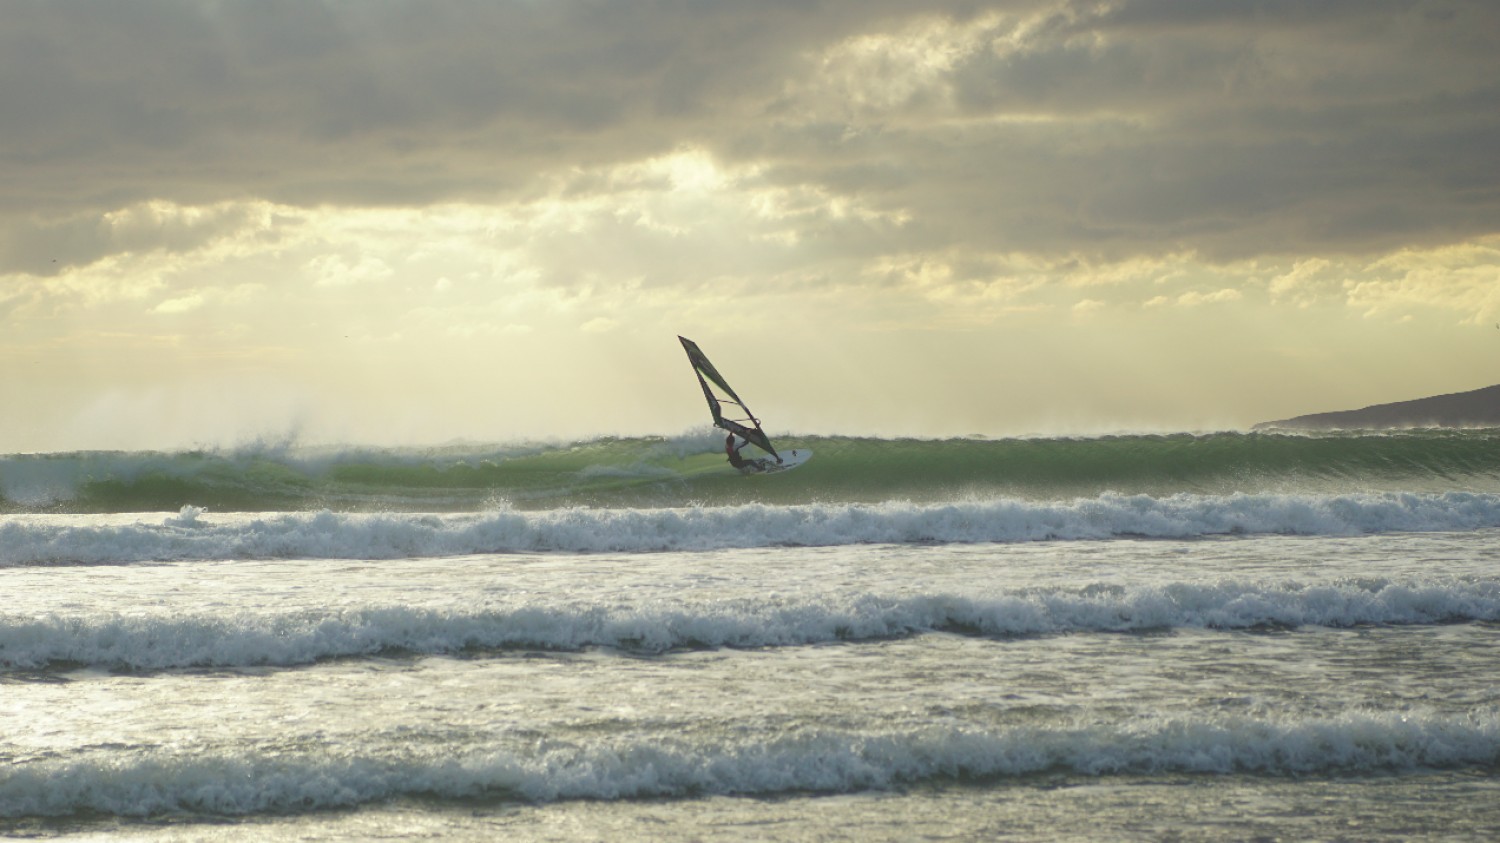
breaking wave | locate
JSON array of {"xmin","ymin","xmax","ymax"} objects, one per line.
[
  {"xmin": 5, "ymin": 491, "xmax": 1500, "ymax": 567},
  {"xmin": 4, "ymin": 429, "xmax": 1500, "ymax": 513},
  {"xmin": 4, "ymin": 711, "xmax": 1497, "ymax": 817},
  {"xmin": 4, "ymin": 577, "xmax": 1497, "ymax": 671}
]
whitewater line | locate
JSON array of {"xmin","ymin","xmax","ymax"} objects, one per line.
[
  {"xmin": 4, "ymin": 578, "xmax": 1497, "ymax": 670},
  {"xmin": 5, "ymin": 492, "xmax": 1500, "ymax": 565}
]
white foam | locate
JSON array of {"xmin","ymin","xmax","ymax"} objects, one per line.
[
  {"xmin": 4, "ymin": 578, "xmax": 1496, "ymax": 670},
  {"xmin": 161, "ymin": 504, "xmax": 208, "ymax": 527},
  {"xmin": 2, "ymin": 710, "xmax": 1496, "ymax": 817},
  {"xmin": 4, "ymin": 491, "xmax": 1500, "ymax": 566}
]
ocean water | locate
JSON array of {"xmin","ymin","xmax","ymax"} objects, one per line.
[{"xmin": 3, "ymin": 429, "xmax": 1500, "ymax": 840}]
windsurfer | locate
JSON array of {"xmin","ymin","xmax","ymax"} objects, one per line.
[{"xmin": 725, "ymin": 433, "xmax": 759, "ymax": 471}]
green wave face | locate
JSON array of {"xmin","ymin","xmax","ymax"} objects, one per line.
[{"xmin": 4, "ymin": 429, "xmax": 1500, "ymax": 513}]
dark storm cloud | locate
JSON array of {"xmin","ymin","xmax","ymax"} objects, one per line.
[
  {"xmin": 832, "ymin": 0, "xmax": 1500, "ymax": 260},
  {"xmin": 0, "ymin": 202, "xmax": 263, "ymax": 277},
  {"xmin": 3, "ymin": 0, "xmax": 1499, "ymax": 273},
  {"xmin": 0, "ymin": 0, "xmax": 917, "ymax": 211}
]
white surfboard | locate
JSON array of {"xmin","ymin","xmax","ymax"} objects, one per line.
[{"xmin": 748, "ymin": 448, "xmax": 812, "ymax": 474}]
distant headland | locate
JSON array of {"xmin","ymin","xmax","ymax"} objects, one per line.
[{"xmin": 1254, "ymin": 383, "xmax": 1500, "ymax": 430}]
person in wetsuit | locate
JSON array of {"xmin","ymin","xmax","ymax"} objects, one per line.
[{"xmin": 725, "ymin": 433, "xmax": 757, "ymax": 471}]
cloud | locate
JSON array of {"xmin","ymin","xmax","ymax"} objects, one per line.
[
  {"xmin": 1, "ymin": 0, "xmax": 1495, "ymax": 271},
  {"xmin": 1348, "ymin": 236, "xmax": 1500, "ymax": 322},
  {"xmin": 1178, "ymin": 288, "xmax": 1243, "ymax": 307},
  {"xmin": 309, "ymin": 254, "xmax": 394, "ymax": 288},
  {"xmin": 0, "ymin": 201, "xmax": 270, "ymax": 276},
  {"xmin": 1269, "ymin": 258, "xmax": 1339, "ymax": 307},
  {"xmin": 152, "ymin": 293, "xmax": 204, "ymax": 314},
  {"xmin": 0, "ymin": 1, "xmax": 916, "ymax": 211},
  {"xmin": 7, "ymin": 1, "xmax": 1500, "ymax": 450},
  {"xmin": 846, "ymin": 1, "xmax": 1500, "ymax": 260}
]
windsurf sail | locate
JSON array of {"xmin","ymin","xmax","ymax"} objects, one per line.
[{"xmin": 678, "ymin": 335, "xmax": 781, "ymax": 461}]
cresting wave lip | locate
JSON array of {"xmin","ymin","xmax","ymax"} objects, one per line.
[
  {"xmin": 4, "ymin": 579, "xmax": 1497, "ymax": 670},
  {"xmin": 5, "ymin": 491, "xmax": 1500, "ymax": 566},
  {"xmin": 3, "ymin": 711, "xmax": 1497, "ymax": 817},
  {"xmin": 6, "ymin": 428, "xmax": 1500, "ymax": 513}
]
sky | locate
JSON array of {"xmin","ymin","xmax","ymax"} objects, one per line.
[{"xmin": 3, "ymin": 0, "xmax": 1500, "ymax": 451}]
